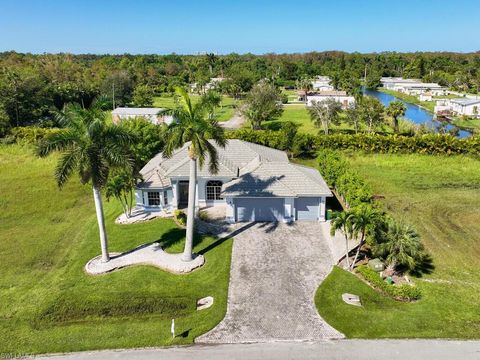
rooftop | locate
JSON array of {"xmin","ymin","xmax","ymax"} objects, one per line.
[{"xmin": 112, "ymin": 107, "xmax": 164, "ymax": 115}]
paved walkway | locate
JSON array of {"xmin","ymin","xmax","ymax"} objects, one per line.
[
  {"xmin": 196, "ymin": 222, "xmax": 343, "ymax": 343},
  {"xmin": 220, "ymin": 112, "xmax": 246, "ymax": 129},
  {"xmin": 34, "ymin": 340, "xmax": 480, "ymax": 360}
]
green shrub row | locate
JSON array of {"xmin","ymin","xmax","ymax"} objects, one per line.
[
  {"xmin": 5, "ymin": 126, "xmax": 63, "ymax": 144},
  {"xmin": 357, "ymin": 265, "xmax": 422, "ymax": 301},
  {"xmin": 229, "ymin": 129, "xmax": 480, "ymax": 156},
  {"xmin": 36, "ymin": 292, "xmax": 193, "ymax": 325}
]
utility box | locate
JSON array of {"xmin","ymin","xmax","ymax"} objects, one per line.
[{"xmin": 368, "ymin": 258, "xmax": 385, "ymax": 272}]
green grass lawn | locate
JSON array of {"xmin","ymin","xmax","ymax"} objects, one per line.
[
  {"xmin": 314, "ymin": 152, "xmax": 480, "ymax": 338},
  {"xmin": 450, "ymin": 117, "xmax": 480, "ymax": 133},
  {"xmin": 0, "ymin": 144, "xmax": 232, "ymax": 354},
  {"xmin": 153, "ymin": 94, "xmax": 237, "ymax": 122}
]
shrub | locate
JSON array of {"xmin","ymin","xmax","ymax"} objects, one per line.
[
  {"xmin": 357, "ymin": 265, "xmax": 421, "ymax": 301},
  {"xmin": 9, "ymin": 126, "xmax": 63, "ymax": 144},
  {"xmin": 198, "ymin": 210, "xmax": 210, "ymax": 222},
  {"xmin": 174, "ymin": 209, "xmax": 187, "ymax": 226}
]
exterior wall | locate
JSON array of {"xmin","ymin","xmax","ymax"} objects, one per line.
[
  {"xmin": 136, "ymin": 188, "xmax": 174, "ymax": 212},
  {"xmin": 283, "ymin": 197, "xmax": 295, "ymax": 223},
  {"xmin": 307, "ymin": 95, "xmax": 355, "ymax": 108}
]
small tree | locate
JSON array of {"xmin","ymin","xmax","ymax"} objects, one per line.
[
  {"xmin": 358, "ymin": 96, "xmax": 385, "ymax": 133},
  {"xmin": 330, "ymin": 210, "xmax": 355, "ymax": 269},
  {"xmin": 279, "ymin": 121, "xmax": 298, "ymax": 158},
  {"xmin": 386, "ymin": 100, "xmax": 407, "ymax": 134},
  {"xmin": 132, "ymin": 84, "xmax": 154, "ymax": 107},
  {"xmin": 240, "ymin": 81, "xmax": 283, "ymax": 130},
  {"xmin": 200, "ymin": 90, "xmax": 222, "ymax": 119},
  {"xmin": 308, "ymin": 98, "xmax": 342, "ymax": 135},
  {"xmin": 296, "ymin": 77, "xmax": 312, "ymax": 103},
  {"xmin": 106, "ymin": 171, "xmax": 137, "ymax": 218},
  {"xmin": 345, "ymin": 103, "xmax": 361, "ymax": 133}
]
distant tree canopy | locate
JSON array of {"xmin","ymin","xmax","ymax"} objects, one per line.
[{"xmin": 0, "ymin": 50, "xmax": 480, "ymax": 129}]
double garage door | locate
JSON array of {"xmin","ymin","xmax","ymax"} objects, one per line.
[{"xmin": 234, "ymin": 197, "xmax": 321, "ymax": 222}]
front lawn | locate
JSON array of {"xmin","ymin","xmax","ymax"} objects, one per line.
[
  {"xmin": 314, "ymin": 153, "xmax": 480, "ymax": 338},
  {"xmin": 0, "ymin": 144, "xmax": 232, "ymax": 354}
]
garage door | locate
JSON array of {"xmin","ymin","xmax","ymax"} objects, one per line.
[
  {"xmin": 295, "ymin": 197, "xmax": 320, "ymax": 220},
  {"xmin": 235, "ymin": 198, "xmax": 284, "ymax": 222}
]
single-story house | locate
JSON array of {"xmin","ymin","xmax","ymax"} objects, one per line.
[
  {"xmin": 306, "ymin": 91, "xmax": 355, "ymax": 108},
  {"xmin": 381, "ymin": 77, "xmax": 419, "ymax": 91},
  {"xmin": 312, "ymin": 76, "xmax": 334, "ymax": 91},
  {"xmin": 402, "ymin": 83, "xmax": 446, "ymax": 96},
  {"xmin": 135, "ymin": 140, "xmax": 332, "ymax": 223},
  {"xmin": 112, "ymin": 107, "xmax": 174, "ymax": 125},
  {"xmin": 419, "ymin": 92, "xmax": 433, "ymax": 102},
  {"xmin": 435, "ymin": 98, "xmax": 480, "ymax": 117}
]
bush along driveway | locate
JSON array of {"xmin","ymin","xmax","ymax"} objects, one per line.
[{"xmin": 196, "ymin": 222, "xmax": 343, "ymax": 343}]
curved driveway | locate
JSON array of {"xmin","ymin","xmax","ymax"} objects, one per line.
[{"xmin": 196, "ymin": 222, "xmax": 343, "ymax": 343}]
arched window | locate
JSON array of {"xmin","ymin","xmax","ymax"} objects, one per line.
[{"xmin": 206, "ymin": 180, "xmax": 223, "ymax": 201}]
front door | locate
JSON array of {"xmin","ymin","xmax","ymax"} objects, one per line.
[{"xmin": 178, "ymin": 181, "xmax": 189, "ymax": 208}]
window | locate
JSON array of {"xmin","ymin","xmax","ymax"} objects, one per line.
[
  {"xmin": 148, "ymin": 191, "xmax": 160, "ymax": 206},
  {"xmin": 206, "ymin": 180, "xmax": 223, "ymax": 201},
  {"xmin": 163, "ymin": 190, "xmax": 168, "ymax": 205}
]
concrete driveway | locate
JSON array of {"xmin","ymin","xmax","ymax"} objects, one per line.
[{"xmin": 196, "ymin": 221, "xmax": 343, "ymax": 343}]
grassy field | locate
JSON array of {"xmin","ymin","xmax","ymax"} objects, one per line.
[
  {"xmin": 0, "ymin": 144, "xmax": 232, "ymax": 354},
  {"xmin": 315, "ymin": 152, "xmax": 480, "ymax": 338},
  {"xmin": 451, "ymin": 117, "xmax": 480, "ymax": 133},
  {"xmin": 153, "ymin": 94, "xmax": 237, "ymax": 122}
]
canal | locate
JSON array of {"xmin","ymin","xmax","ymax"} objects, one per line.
[{"xmin": 363, "ymin": 88, "xmax": 472, "ymax": 138}]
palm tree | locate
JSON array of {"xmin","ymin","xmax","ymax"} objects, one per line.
[
  {"xmin": 349, "ymin": 204, "xmax": 381, "ymax": 270},
  {"xmin": 376, "ymin": 220, "xmax": 424, "ymax": 272},
  {"xmin": 308, "ymin": 98, "xmax": 342, "ymax": 135},
  {"xmin": 163, "ymin": 87, "xmax": 227, "ymax": 262},
  {"xmin": 330, "ymin": 210, "xmax": 354, "ymax": 269},
  {"xmin": 386, "ymin": 100, "xmax": 406, "ymax": 134},
  {"xmin": 296, "ymin": 77, "xmax": 312, "ymax": 103},
  {"xmin": 37, "ymin": 104, "xmax": 134, "ymax": 262}
]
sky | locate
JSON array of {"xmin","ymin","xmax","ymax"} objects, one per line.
[{"xmin": 0, "ymin": 0, "xmax": 479, "ymax": 54}]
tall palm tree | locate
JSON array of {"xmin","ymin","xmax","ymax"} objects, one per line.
[
  {"xmin": 330, "ymin": 210, "xmax": 354, "ymax": 269},
  {"xmin": 163, "ymin": 87, "xmax": 226, "ymax": 262},
  {"xmin": 296, "ymin": 77, "xmax": 312, "ymax": 103},
  {"xmin": 349, "ymin": 204, "xmax": 381, "ymax": 270},
  {"xmin": 37, "ymin": 104, "xmax": 134, "ymax": 262},
  {"xmin": 386, "ymin": 100, "xmax": 406, "ymax": 134}
]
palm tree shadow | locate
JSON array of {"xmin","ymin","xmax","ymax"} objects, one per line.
[
  {"xmin": 197, "ymin": 221, "xmax": 257, "ymax": 255},
  {"xmin": 157, "ymin": 228, "xmax": 186, "ymax": 250},
  {"xmin": 410, "ymin": 254, "xmax": 435, "ymax": 277}
]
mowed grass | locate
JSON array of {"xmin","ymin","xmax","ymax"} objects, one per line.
[
  {"xmin": 315, "ymin": 152, "xmax": 480, "ymax": 338},
  {"xmin": 153, "ymin": 94, "xmax": 237, "ymax": 122},
  {"xmin": 0, "ymin": 144, "xmax": 232, "ymax": 354}
]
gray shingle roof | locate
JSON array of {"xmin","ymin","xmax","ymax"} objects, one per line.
[{"xmin": 450, "ymin": 98, "xmax": 480, "ymax": 106}]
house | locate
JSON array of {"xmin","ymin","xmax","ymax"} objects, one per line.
[
  {"xmin": 419, "ymin": 92, "xmax": 433, "ymax": 102},
  {"xmin": 112, "ymin": 107, "xmax": 174, "ymax": 125},
  {"xmin": 312, "ymin": 76, "xmax": 334, "ymax": 91},
  {"xmin": 306, "ymin": 91, "xmax": 355, "ymax": 108},
  {"xmin": 402, "ymin": 83, "xmax": 446, "ymax": 96},
  {"xmin": 380, "ymin": 77, "xmax": 419, "ymax": 91},
  {"xmin": 135, "ymin": 140, "xmax": 332, "ymax": 223},
  {"xmin": 435, "ymin": 98, "xmax": 480, "ymax": 118},
  {"xmin": 190, "ymin": 77, "xmax": 225, "ymax": 93}
]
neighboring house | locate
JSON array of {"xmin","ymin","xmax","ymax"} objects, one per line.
[
  {"xmin": 312, "ymin": 76, "xmax": 334, "ymax": 91},
  {"xmin": 190, "ymin": 77, "xmax": 225, "ymax": 93},
  {"xmin": 419, "ymin": 92, "xmax": 433, "ymax": 102},
  {"xmin": 112, "ymin": 107, "xmax": 174, "ymax": 125},
  {"xmin": 380, "ymin": 77, "xmax": 445, "ymax": 96},
  {"xmin": 380, "ymin": 77, "xmax": 419, "ymax": 91},
  {"xmin": 306, "ymin": 91, "xmax": 355, "ymax": 108},
  {"xmin": 435, "ymin": 98, "xmax": 480, "ymax": 117},
  {"xmin": 135, "ymin": 140, "xmax": 332, "ymax": 223}
]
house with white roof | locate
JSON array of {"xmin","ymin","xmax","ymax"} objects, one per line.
[
  {"xmin": 112, "ymin": 107, "xmax": 174, "ymax": 125},
  {"xmin": 434, "ymin": 98, "xmax": 480, "ymax": 117},
  {"xmin": 306, "ymin": 91, "xmax": 355, "ymax": 108},
  {"xmin": 136, "ymin": 140, "xmax": 332, "ymax": 223},
  {"xmin": 380, "ymin": 77, "xmax": 445, "ymax": 96},
  {"xmin": 312, "ymin": 76, "xmax": 334, "ymax": 91}
]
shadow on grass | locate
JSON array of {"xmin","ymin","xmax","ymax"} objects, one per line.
[
  {"xmin": 410, "ymin": 254, "xmax": 435, "ymax": 277},
  {"xmin": 158, "ymin": 228, "xmax": 186, "ymax": 251}
]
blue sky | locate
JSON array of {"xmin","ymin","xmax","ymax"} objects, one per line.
[{"xmin": 1, "ymin": 0, "xmax": 479, "ymax": 54}]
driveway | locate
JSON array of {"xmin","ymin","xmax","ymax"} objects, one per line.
[
  {"xmin": 219, "ymin": 112, "xmax": 246, "ymax": 129},
  {"xmin": 196, "ymin": 222, "xmax": 343, "ymax": 343}
]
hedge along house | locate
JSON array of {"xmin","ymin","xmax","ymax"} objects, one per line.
[{"xmin": 135, "ymin": 140, "xmax": 332, "ymax": 223}]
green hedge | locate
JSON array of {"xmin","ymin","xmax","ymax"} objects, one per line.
[
  {"xmin": 357, "ymin": 265, "xmax": 422, "ymax": 301},
  {"xmin": 229, "ymin": 129, "xmax": 480, "ymax": 156},
  {"xmin": 8, "ymin": 126, "xmax": 63, "ymax": 144}
]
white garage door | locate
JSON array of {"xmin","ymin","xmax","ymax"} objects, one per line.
[
  {"xmin": 235, "ymin": 198, "xmax": 284, "ymax": 222},
  {"xmin": 295, "ymin": 197, "xmax": 320, "ymax": 220}
]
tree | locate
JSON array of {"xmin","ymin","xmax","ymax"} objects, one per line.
[
  {"xmin": 349, "ymin": 204, "xmax": 382, "ymax": 270},
  {"xmin": 200, "ymin": 90, "xmax": 222, "ymax": 119},
  {"xmin": 163, "ymin": 88, "xmax": 226, "ymax": 262},
  {"xmin": 296, "ymin": 77, "xmax": 312, "ymax": 103},
  {"xmin": 278, "ymin": 121, "xmax": 298, "ymax": 158},
  {"xmin": 386, "ymin": 100, "xmax": 407, "ymax": 134},
  {"xmin": 100, "ymin": 71, "xmax": 134, "ymax": 108},
  {"xmin": 308, "ymin": 98, "xmax": 342, "ymax": 135},
  {"xmin": 374, "ymin": 219, "xmax": 425, "ymax": 272},
  {"xmin": 240, "ymin": 81, "xmax": 283, "ymax": 130},
  {"xmin": 106, "ymin": 171, "xmax": 137, "ymax": 218},
  {"xmin": 37, "ymin": 104, "xmax": 134, "ymax": 262},
  {"xmin": 132, "ymin": 84, "xmax": 154, "ymax": 107},
  {"xmin": 205, "ymin": 53, "xmax": 217, "ymax": 75},
  {"xmin": 345, "ymin": 103, "xmax": 361, "ymax": 133},
  {"xmin": 358, "ymin": 96, "xmax": 385, "ymax": 133},
  {"xmin": 330, "ymin": 210, "xmax": 355, "ymax": 269}
]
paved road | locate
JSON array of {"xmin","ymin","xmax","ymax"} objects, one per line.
[
  {"xmin": 220, "ymin": 112, "xmax": 246, "ymax": 129},
  {"xmin": 196, "ymin": 222, "xmax": 342, "ymax": 343},
  {"xmin": 34, "ymin": 340, "xmax": 480, "ymax": 360}
]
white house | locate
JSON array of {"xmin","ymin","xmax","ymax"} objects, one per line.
[
  {"xmin": 312, "ymin": 76, "xmax": 334, "ymax": 91},
  {"xmin": 402, "ymin": 83, "xmax": 446, "ymax": 96},
  {"xmin": 306, "ymin": 91, "xmax": 355, "ymax": 108},
  {"xmin": 190, "ymin": 77, "xmax": 225, "ymax": 93},
  {"xmin": 434, "ymin": 98, "xmax": 480, "ymax": 117},
  {"xmin": 135, "ymin": 140, "xmax": 332, "ymax": 223},
  {"xmin": 419, "ymin": 93, "xmax": 433, "ymax": 102},
  {"xmin": 112, "ymin": 108, "xmax": 174, "ymax": 125},
  {"xmin": 380, "ymin": 77, "xmax": 419, "ymax": 91}
]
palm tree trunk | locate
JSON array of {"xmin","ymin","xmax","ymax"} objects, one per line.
[
  {"xmin": 351, "ymin": 233, "xmax": 365, "ymax": 271},
  {"xmin": 394, "ymin": 116, "xmax": 399, "ymax": 134},
  {"xmin": 183, "ymin": 157, "xmax": 197, "ymax": 262},
  {"xmin": 93, "ymin": 186, "xmax": 109, "ymax": 262},
  {"xmin": 344, "ymin": 234, "xmax": 350, "ymax": 269}
]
